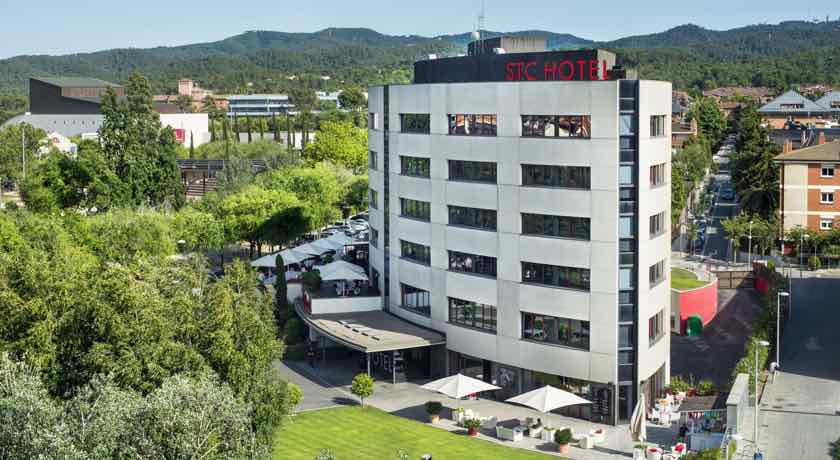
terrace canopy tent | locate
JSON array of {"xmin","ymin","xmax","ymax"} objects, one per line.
[
  {"xmin": 506, "ymin": 385, "xmax": 592, "ymax": 427},
  {"xmin": 317, "ymin": 260, "xmax": 368, "ymax": 282},
  {"xmin": 310, "ymin": 238, "xmax": 345, "ymax": 253},
  {"xmin": 294, "ymin": 243, "xmax": 327, "ymax": 257},
  {"xmin": 327, "ymin": 233, "xmax": 354, "ymax": 246},
  {"xmin": 421, "ymin": 374, "xmax": 501, "ymax": 399},
  {"xmin": 251, "ymin": 248, "xmax": 312, "ymax": 268}
]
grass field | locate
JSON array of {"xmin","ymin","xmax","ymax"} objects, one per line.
[
  {"xmin": 671, "ymin": 267, "xmax": 708, "ymax": 290},
  {"xmin": 273, "ymin": 406, "xmax": 565, "ymax": 460}
]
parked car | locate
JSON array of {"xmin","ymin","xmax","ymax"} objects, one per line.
[{"xmin": 720, "ymin": 188, "xmax": 735, "ymax": 201}]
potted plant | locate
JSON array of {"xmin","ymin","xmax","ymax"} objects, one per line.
[
  {"xmin": 554, "ymin": 428, "xmax": 573, "ymax": 454},
  {"xmin": 464, "ymin": 418, "xmax": 482, "ymax": 437},
  {"xmin": 453, "ymin": 407, "xmax": 465, "ymax": 423},
  {"xmin": 425, "ymin": 401, "xmax": 443, "ymax": 424},
  {"xmin": 542, "ymin": 426, "xmax": 557, "ymax": 442},
  {"xmin": 633, "ymin": 444, "xmax": 648, "ymax": 460},
  {"xmin": 646, "ymin": 446, "xmax": 663, "ymax": 460}
]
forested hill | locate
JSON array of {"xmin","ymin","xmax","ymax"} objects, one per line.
[{"xmin": 1, "ymin": 20, "xmax": 839, "ymax": 96}]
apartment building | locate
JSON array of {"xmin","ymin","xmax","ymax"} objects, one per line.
[
  {"xmin": 367, "ymin": 40, "xmax": 672, "ymax": 424},
  {"xmin": 777, "ymin": 135, "xmax": 840, "ymax": 232}
]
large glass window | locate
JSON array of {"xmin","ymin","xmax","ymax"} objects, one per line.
[
  {"xmin": 400, "ymin": 240, "xmax": 430, "ymax": 265},
  {"xmin": 521, "ymin": 262, "xmax": 590, "ymax": 291},
  {"xmin": 620, "ymin": 114, "xmax": 636, "ymax": 135},
  {"xmin": 521, "ymin": 165, "xmax": 590, "ymax": 189},
  {"xmin": 368, "ymin": 150, "xmax": 377, "ymax": 170},
  {"xmin": 367, "ymin": 112, "xmax": 377, "ymax": 129},
  {"xmin": 449, "ymin": 298, "xmax": 497, "ymax": 332},
  {"xmin": 448, "ymin": 160, "xmax": 497, "ymax": 183},
  {"xmin": 619, "ymin": 324, "xmax": 634, "ymax": 348},
  {"xmin": 369, "ymin": 227, "xmax": 379, "ymax": 248},
  {"xmin": 650, "ymin": 115, "xmax": 666, "ymax": 137},
  {"xmin": 400, "ymin": 113, "xmax": 430, "ymax": 134},
  {"xmin": 368, "ymin": 188, "xmax": 378, "ymax": 209},
  {"xmin": 400, "ymin": 198, "xmax": 430, "ymax": 221},
  {"xmin": 521, "ymin": 115, "xmax": 591, "ymax": 138},
  {"xmin": 448, "ymin": 251, "xmax": 497, "ymax": 278},
  {"xmin": 650, "ymin": 212, "xmax": 665, "ymax": 238},
  {"xmin": 448, "ymin": 114, "xmax": 497, "ymax": 136},
  {"xmin": 650, "ymin": 163, "xmax": 666, "ymax": 187},
  {"xmin": 521, "ymin": 213, "xmax": 590, "ymax": 240},
  {"xmin": 400, "ymin": 156, "xmax": 430, "ymax": 178},
  {"xmin": 619, "ymin": 216, "xmax": 635, "ymax": 238},
  {"xmin": 400, "ymin": 284, "xmax": 430, "ymax": 316},
  {"xmin": 448, "ymin": 205, "xmax": 497, "ymax": 231},
  {"xmin": 521, "ymin": 312, "xmax": 590, "ymax": 350}
]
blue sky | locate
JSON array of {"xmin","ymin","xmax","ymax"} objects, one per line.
[{"xmin": 1, "ymin": 1, "xmax": 839, "ymax": 59}]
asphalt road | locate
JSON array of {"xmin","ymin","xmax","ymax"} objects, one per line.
[
  {"xmin": 702, "ymin": 172, "xmax": 737, "ymax": 263},
  {"xmin": 757, "ymin": 276, "xmax": 840, "ymax": 460}
]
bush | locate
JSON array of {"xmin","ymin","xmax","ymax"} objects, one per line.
[
  {"xmin": 669, "ymin": 376, "xmax": 691, "ymax": 393},
  {"xmin": 808, "ymin": 255, "xmax": 821, "ymax": 271},
  {"xmin": 351, "ymin": 373, "xmax": 374, "ymax": 407},
  {"xmin": 302, "ymin": 270, "xmax": 321, "ymax": 291},
  {"xmin": 555, "ymin": 428, "xmax": 573, "ymax": 445},
  {"xmin": 696, "ymin": 379, "xmax": 716, "ymax": 396},
  {"xmin": 463, "ymin": 418, "xmax": 482, "ymax": 430},
  {"xmin": 684, "ymin": 447, "xmax": 722, "ymax": 460},
  {"xmin": 283, "ymin": 318, "xmax": 306, "ymax": 345},
  {"xmin": 425, "ymin": 401, "xmax": 443, "ymax": 415}
]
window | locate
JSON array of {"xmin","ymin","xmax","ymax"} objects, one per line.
[
  {"xmin": 821, "ymin": 219, "xmax": 834, "ymax": 230},
  {"xmin": 649, "ymin": 260, "xmax": 665, "ymax": 287},
  {"xmin": 650, "ymin": 163, "xmax": 666, "ymax": 187},
  {"xmin": 369, "ymin": 227, "xmax": 379, "ymax": 248},
  {"xmin": 821, "ymin": 192, "xmax": 835, "ymax": 204},
  {"xmin": 400, "ymin": 240, "xmax": 431, "ymax": 265},
  {"xmin": 448, "ymin": 251, "xmax": 497, "ymax": 277},
  {"xmin": 521, "ymin": 115, "xmax": 591, "ymax": 138},
  {"xmin": 649, "ymin": 212, "xmax": 666, "ymax": 238},
  {"xmin": 400, "ymin": 113, "xmax": 430, "ymax": 134},
  {"xmin": 821, "ymin": 165, "xmax": 835, "ymax": 178},
  {"xmin": 367, "ymin": 112, "xmax": 377, "ymax": 129},
  {"xmin": 368, "ymin": 188, "xmax": 378, "ymax": 209},
  {"xmin": 648, "ymin": 309, "xmax": 665, "ymax": 346},
  {"xmin": 619, "ymin": 324, "xmax": 634, "ymax": 348},
  {"xmin": 521, "ymin": 165, "xmax": 591, "ymax": 189},
  {"xmin": 521, "ymin": 213, "xmax": 590, "ymax": 240},
  {"xmin": 780, "ymin": 103, "xmax": 805, "ymax": 109},
  {"xmin": 521, "ymin": 312, "xmax": 590, "ymax": 350},
  {"xmin": 619, "ymin": 268, "xmax": 634, "ymax": 289},
  {"xmin": 521, "ymin": 262, "xmax": 590, "ymax": 291},
  {"xmin": 650, "ymin": 115, "xmax": 666, "ymax": 137},
  {"xmin": 400, "ymin": 198, "xmax": 431, "ymax": 221},
  {"xmin": 450, "ymin": 298, "xmax": 497, "ymax": 332},
  {"xmin": 619, "ymin": 216, "xmax": 635, "ymax": 238},
  {"xmin": 400, "ymin": 284, "xmax": 430, "ymax": 316},
  {"xmin": 368, "ymin": 150, "xmax": 377, "ymax": 170},
  {"xmin": 448, "ymin": 206, "xmax": 497, "ymax": 230},
  {"xmin": 448, "ymin": 114, "xmax": 497, "ymax": 136},
  {"xmin": 619, "ymin": 166, "xmax": 634, "ymax": 185},
  {"xmin": 400, "ymin": 156, "xmax": 430, "ymax": 178},
  {"xmin": 619, "ymin": 114, "xmax": 636, "ymax": 135},
  {"xmin": 449, "ymin": 160, "xmax": 497, "ymax": 183}
]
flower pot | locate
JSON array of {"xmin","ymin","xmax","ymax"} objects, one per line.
[
  {"xmin": 430, "ymin": 414, "xmax": 440, "ymax": 424},
  {"xmin": 646, "ymin": 447, "xmax": 663, "ymax": 460},
  {"xmin": 558, "ymin": 443, "xmax": 570, "ymax": 455},
  {"xmin": 468, "ymin": 427, "xmax": 478, "ymax": 437}
]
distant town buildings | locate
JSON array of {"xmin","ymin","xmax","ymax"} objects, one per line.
[
  {"xmin": 227, "ymin": 94, "xmax": 293, "ymax": 117},
  {"xmin": 703, "ymin": 86, "xmax": 773, "ymax": 104},
  {"xmin": 758, "ymin": 90, "xmax": 840, "ymax": 129},
  {"xmin": 153, "ymin": 79, "xmax": 228, "ymax": 112}
]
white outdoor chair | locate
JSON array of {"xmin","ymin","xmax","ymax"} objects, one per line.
[
  {"xmin": 528, "ymin": 425, "xmax": 543, "ymax": 438},
  {"xmin": 496, "ymin": 425, "xmax": 523, "ymax": 442}
]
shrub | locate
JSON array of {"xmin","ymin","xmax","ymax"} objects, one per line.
[
  {"xmin": 808, "ymin": 255, "xmax": 821, "ymax": 271},
  {"xmin": 302, "ymin": 270, "xmax": 321, "ymax": 291},
  {"xmin": 351, "ymin": 373, "xmax": 374, "ymax": 407},
  {"xmin": 684, "ymin": 447, "xmax": 722, "ymax": 460},
  {"xmin": 555, "ymin": 428, "xmax": 573, "ymax": 445},
  {"xmin": 669, "ymin": 376, "xmax": 691, "ymax": 393},
  {"xmin": 696, "ymin": 379, "xmax": 716, "ymax": 396},
  {"xmin": 425, "ymin": 401, "xmax": 443, "ymax": 415},
  {"xmin": 283, "ymin": 318, "xmax": 306, "ymax": 345},
  {"xmin": 463, "ymin": 418, "xmax": 482, "ymax": 430}
]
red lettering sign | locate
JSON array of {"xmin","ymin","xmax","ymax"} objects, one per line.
[
  {"xmin": 525, "ymin": 61, "xmax": 537, "ymax": 81},
  {"xmin": 559, "ymin": 60, "xmax": 575, "ymax": 80},
  {"xmin": 504, "ymin": 59, "xmax": 604, "ymax": 81}
]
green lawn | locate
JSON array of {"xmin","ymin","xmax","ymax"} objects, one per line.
[
  {"xmin": 671, "ymin": 267, "xmax": 708, "ymax": 290},
  {"xmin": 273, "ymin": 406, "xmax": 565, "ymax": 460}
]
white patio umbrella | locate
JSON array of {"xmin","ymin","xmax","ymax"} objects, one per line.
[
  {"xmin": 250, "ymin": 248, "xmax": 311, "ymax": 268},
  {"xmin": 310, "ymin": 238, "xmax": 344, "ymax": 253},
  {"xmin": 317, "ymin": 260, "xmax": 369, "ymax": 281},
  {"xmin": 294, "ymin": 243, "xmax": 326, "ymax": 257},
  {"xmin": 506, "ymin": 385, "xmax": 592, "ymax": 426},
  {"xmin": 327, "ymin": 232, "xmax": 354, "ymax": 246},
  {"xmin": 630, "ymin": 396, "xmax": 647, "ymax": 443},
  {"xmin": 420, "ymin": 373, "xmax": 501, "ymax": 399}
]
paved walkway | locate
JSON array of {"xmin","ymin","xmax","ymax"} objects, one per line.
[{"xmin": 278, "ymin": 359, "xmax": 680, "ymax": 459}]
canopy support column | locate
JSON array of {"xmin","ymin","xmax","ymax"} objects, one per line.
[{"xmin": 366, "ymin": 353, "xmax": 371, "ymax": 376}]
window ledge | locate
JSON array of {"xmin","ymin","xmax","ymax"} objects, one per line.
[
  {"xmin": 520, "ymin": 233, "xmax": 591, "ymax": 242},
  {"xmin": 447, "ymin": 133, "xmax": 497, "ymax": 137},
  {"xmin": 447, "ymin": 270, "xmax": 497, "ymax": 280},
  {"xmin": 519, "ymin": 281, "xmax": 590, "ymax": 293},
  {"xmin": 400, "ymin": 174, "xmax": 431, "ymax": 180},
  {"xmin": 447, "ymin": 178, "xmax": 498, "ymax": 185},
  {"xmin": 648, "ymin": 334, "xmax": 665, "ymax": 348},
  {"xmin": 399, "ymin": 215, "xmax": 432, "ymax": 224},
  {"xmin": 649, "ymin": 230, "xmax": 666, "ymax": 240},
  {"xmin": 397, "ymin": 305, "xmax": 431, "ymax": 318},
  {"xmin": 520, "ymin": 136, "xmax": 590, "ymax": 140},
  {"xmin": 448, "ymin": 322, "xmax": 497, "ymax": 335},
  {"xmin": 519, "ymin": 185, "xmax": 591, "ymax": 191},
  {"xmin": 519, "ymin": 338, "xmax": 589, "ymax": 352},
  {"xmin": 446, "ymin": 224, "xmax": 497, "ymax": 233},
  {"xmin": 399, "ymin": 256, "xmax": 431, "ymax": 267},
  {"xmin": 400, "ymin": 131, "xmax": 431, "ymax": 135}
]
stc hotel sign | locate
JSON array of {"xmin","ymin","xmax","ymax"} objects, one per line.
[
  {"xmin": 504, "ymin": 59, "xmax": 609, "ymax": 81},
  {"xmin": 413, "ymin": 49, "xmax": 617, "ymax": 84}
]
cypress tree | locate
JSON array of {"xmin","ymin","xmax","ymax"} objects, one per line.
[
  {"xmin": 246, "ymin": 116, "xmax": 253, "ymax": 144},
  {"xmin": 274, "ymin": 253, "xmax": 289, "ymax": 331},
  {"xmin": 189, "ymin": 132, "xmax": 194, "ymax": 159}
]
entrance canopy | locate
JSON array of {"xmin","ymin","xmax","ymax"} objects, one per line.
[
  {"xmin": 317, "ymin": 260, "xmax": 368, "ymax": 281},
  {"xmin": 296, "ymin": 306, "xmax": 445, "ymax": 353}
]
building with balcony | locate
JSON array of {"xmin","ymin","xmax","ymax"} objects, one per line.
[
  {"xmin": 776, "ymin": 135, "xmax": 840, "ymax": 232},
  {"xmin": 227, "ymin": 94, "xmax": 293, "ymax": 117},
  {"xmin": 363, "ymin": 40, "xmax": 672, "ymax": 425}
]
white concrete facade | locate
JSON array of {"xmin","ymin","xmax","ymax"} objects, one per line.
[{"xmin": 368, "ymin": 79, "xmax": 671, "ymax": 422}]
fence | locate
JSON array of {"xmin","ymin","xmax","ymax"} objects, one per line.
[{"xmin": 712, "ymin": 270, "xmax": 754, "ymax": 289}]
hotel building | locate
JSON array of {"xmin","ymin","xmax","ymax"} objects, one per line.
[{"xmin": 366, "ymin": 38, "xmax": 672, "ymax": 424}]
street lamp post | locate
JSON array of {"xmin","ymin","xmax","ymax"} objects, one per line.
[
  {"xmin": 754, "ymin": 339, "xmax": 770, "ymax": 457},
  {"xmin": 776, "ymin": 292, "xmax": 789, "ymax": 368},
  {"xmin": 748, "ymin": 220, "xmax": 754, "ymax": 267}
]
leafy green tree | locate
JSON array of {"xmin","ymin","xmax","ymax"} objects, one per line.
[
  {"xmin": 201, "ymin": 94, "xmax": 217, "ymax": 113},
  {"xmin": 688, "ymin": 97, "xmax": 726, "ymax": 145},
  {"xmin": 218, "ymin": 185, "xmax": 305, "ymax": 253},
  {"xmin": 258, "ymin": 164, "xmax": 342, "ymax": 231},
  {"xmin": 730, "ymin": 105, "xmax": 781, "ymax": 219},
  {"xmin": 338, "ymin": 87, "xmax": 366, "ymax": 112},
  {"xmin": 342, "ymin": 175, "xmax": 369, "ymax": 216},
  {"xmin": 303, "ymin": 121, "xmax": 367, "ymax": 173},
  {"xmin": 0, "ymin": 123, "xmax": 47, "ymax": 202},
  {"xmin": 722, "ymin": 213, "xmax": 752, "ymax": 263},
  {"xmin": 274, "ymin": 253, "xmax": 289, "ymax": 330},
  {"xmin": 99, "ymin": 72, "xmax": 185, "ymax": 208},
  {"xmin": 175, "ymin": 94, "xmax": 194, "ymax": 113},
  {"xmin": 351, "ymin": 372, "xmax": 374, "ymax": 407}
]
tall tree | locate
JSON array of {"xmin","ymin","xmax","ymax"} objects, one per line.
[
  {"xmin": 175, "ymin": 94, "xmax": 194, "ymax": 113},
  {"xmin": 201, "ymin": 94, "xmax": 217, "ymax": 113},
  {"xmin": 99, "ymin": 72, "xmax": 184, "ymax": 208},
  {"xmin": 338, "ymin": 87, "xmax": 367, "ymax": 127},
  {"xmin": 689, "ymin": 97, "xmax": 726, "ymax": 146},
  {"xmin": 290, "ymin": 88, "xmax": 317, "ymax": 148},
  {"xmin": 731, "ymin": 104, "xmax": 781, "ymax": 219},
  {"xmin": 303, "ymin": 121, "xmax": 367, "ymax": 173}
]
